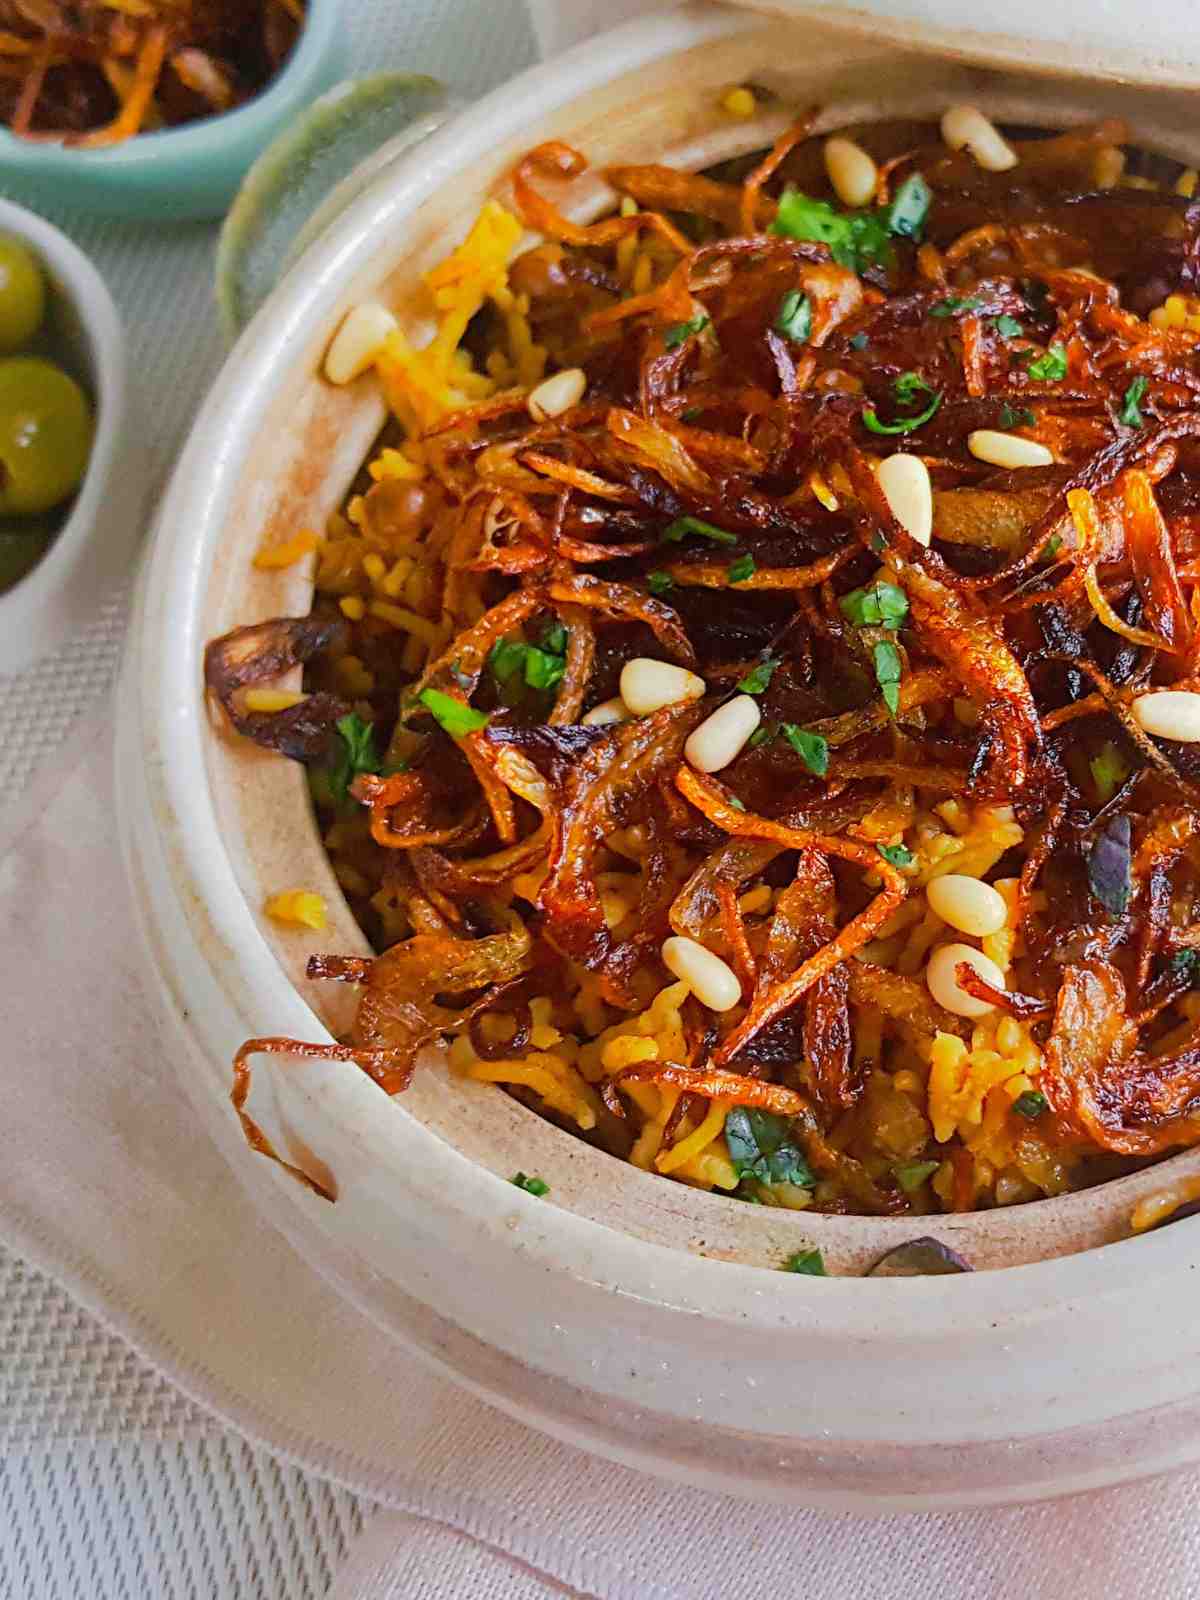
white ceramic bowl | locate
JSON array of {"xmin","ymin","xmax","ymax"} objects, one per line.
[
  {"xmin": 0, "ymin": 200, "xmax": 143, "ymax": 677},
  {"xmin": 118, "ymin": 2, "xmax": 1200, "ymax": 1509}
]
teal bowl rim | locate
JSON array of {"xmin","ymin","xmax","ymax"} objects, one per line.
[{"xmin": 0, "ymin": 0, "xmax": 340, "ymax": 172}]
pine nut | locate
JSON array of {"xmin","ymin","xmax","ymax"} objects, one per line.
[
  {"xmin": 661, "ymin": 936, "xmax": 742, "ymax": 1011},
  {"xmin": 619, "ymin": 658, "xmax": 706, "ymax": 715},
  {"xmin": 1132, "ymin": 690, "xmax": 1200, "ymax": 743},
  {"xmin": 684, "ymin": 694, "xmax": 761, "ymax": 773},
  {"xmin": 926, "ymin": 942, "xmax": 1006, "ymax": 1018},
  {"xmin": 582, "ymin": 696, "xmax": 629, "ymax": 727},
  {"xmin": 824, "ymin": 136, "xmax": 878, "ymax": 208},
  {"xmin": 324, "ymin": 302, "xmax": 398, "ymax": 384},
  {"xmin": 877, "ymin": 453, "xmax": 933, "ymax": 546},
  {"xmin": 940, "ymin": 105, "xmax": 1017, "ymax": 173},
  {"xmin": 926, "ymin": 875, "xmax": 1008, "ymax": 937},
  {"xmin": 967, "ymin": 430, "xmax": 1055, "ymax": 469},
  {"xmin": 528, "ymin": 366, "xmax": 587, "ymax": 421}
]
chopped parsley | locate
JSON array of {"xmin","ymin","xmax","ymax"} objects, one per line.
[
  {"xmin": 1027, "ymin": 343, "xmax": 1068, "ymax": 382},
  {"xmin": 511, "ymin": 1172, "xmax": 549, "ymax": 1197},
  {"xmin": 849, "ymin": 331, "xmax": 870, "ymax": 350},
  {"xmin": 782, "ymin": 723, "xmax": 829, "ymax": 776},
  {"xmin": 1170, "ymin": 949, "xmax": 1200, "ymax": 984},
  {"xmin": 729, "ymin": 796, "xmax": 747, "ymax": 811},
  {"xmin": 728, "ymin": 554, "xmax": 757, "ymax": 584},
  {"xmin": 839, "ymin": 580, "xmax": 908, "ymax": 629},
  {"xmin": 930, "ymin": 294, "xmax": 982, "ymax": 318},
  {"xmin": 785, "ymin": 1248, "xmax": 827, "ymax": 1276},
  {"xmin": 737, "ymin": 657, "xmax": 780, "ymax": 695},
  {"xmin": 771, "ymin": 189, "xmax": 890, "ymax": 272},
  {"xmin": 418, "ymin": 687, "xmax": 490, "ymax": 738},
  {"xmin": 993, "ymin": 313, "xmax": 1024, "ymax": 338},
  {"xmin": 329, "ymin": 712, "xmax": 380, "ymax": 807},
  {"xmin": 725, "ymin": 1107, "xmax": 814, "ymax": 1188},
  {"xmin": 647, "ymin": 570, "xmax": 674, "ymax": 595},
  {"xmin": 774, "ymin": 289, "xmax": 812, "ymax": 344},
  {"xmin": 862, "ymin": 372, "xmax": 942, "ymax": 435},
  {"xmin": 999, "ymin": 403, "xmax": 1036, "ymax": 429},
  {"xmin": 883, "ymin": 172, "xmax": 931, "ymax": 240},
  {"xmin": 747, "ymin": 721, "xmax": 777, "ymax": 749},
  {"xmin": 873, "ymin": 638, "xmax": 902, "ymax": 715},
  {"xmin": 1012, "ymin": 1091, "xmax": 1048, "ymax": 1120},
  {"xmin": 1089, "ymin": 741, "xmax": 1128, "ymax": 803},
  {"xmin": 877, "ymin": 842, "xmax": 914, "ymax": 868},
  {"xmin": 1043, "ymin": 534, "xmax": 1063, "ymax": 561},
  {"xmin": 663, "ymin": 313, "xmax": 710, "ymax": 348},
  {"xmin": 894, "ymin": 1159, "xmax": 939, "ymax": 1193},
  {"xmin": 541, "ymin": 620, "xmax": 568, "ymax": 655},
  {"xmin": 662, "ymin": 515, "xmax": 738, "ymax": 546},
  {"xmin": 1119, "ymin": 375, "xmax": 1148, "ymax": 429},
  {"xmin": 681, "ymin": 406, "xmax": 703, "ymax": 422},
  {"xmin": 488, "ymin": 636, "xmax": 567, "ymax": 692},
  {"xmin": 488, "ymin": 636, "xmax": 528, "ymax": 682}
]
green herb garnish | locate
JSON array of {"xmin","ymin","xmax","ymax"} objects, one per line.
[
  {"xmin": 862, "ymin": 373, "xmax": 942, "ymax": 435},
  {"xmin": 1119, "ymin": 375, "xmax": 1148, "ymax": 429},
  {"xmin": 329, "ymin": 712, "xmax": 380, "ymax": 808},
  {"xmin": 784, "ymin": 1248, "xmax": 827, "ymax": 1276},
  {"xmin": 1043, "ymin": 534, "xmax": 1063, "ymax": 561},
  {"xmin": 1171, "ymin": 949, "xmax": 1200, "ymax": 984},
  {"xmin": 541, "ymin": 620, "xmax": 567, "ymax": 655},
  {"xmin": 1089, "ymin": 741, "xmax": 1128, "ymax": 803},
  {"xmin": 894, "ymin": 1159, "xmax": 940, "ymax": 1193},
  {"xmin": 993, "ymin": 313, "xmax": 1024, "ymax": 338},
  {"xmin": 511, "ymin": 1172, "xmax": 550, "ymax": 1196},
  {"xmin": 418, "ymin": 687, "xmax": 490, "ymax": 738},
  {"xmin": 877, "ymin": 842, "xmax": 914, "ymax": 868},
  {"xmin": 488, "ymin": 636, "xmax": 528, "ymax": 682},
  {"xmin": 930, "ymin": 295, "xmax": 982, "ymax": 318},
  {"xmin": 883, "ymin": 172, "xmax": 931, "ymax": 240},
  {"xmin": 849, "ymin": 331, "xmax": 870, "ymax": 350},
  {"xmin": 1027, "ymin": 343, "xmax": 1068, "ymax": 382},
  {"xmin": 747, "ymin": 721, "xmax": 777, "ymax": 749},
  {"xmin": 647, "ymin": 570, "xmax": 674, "ymax": 595},
  {"xmin": 725, "ymin": 1107, "xmax": 814, "ymax": 1188},
  {"xmin": 523, "ymin": 645, "xmax": 566, "ymax": 691},
  {"xmin": 663, "ymin": 313, "xmax": 710, "ymax": 349},
  {"xmin": 839, "ymin": 581, "xmax": 909, "ymax": 629},
  {"xmin": 774, "ymin": 289, "xmax": 812, "ymax": 344},
  {"xmin": 662, "ymin": 515, "xmax": 738, "ymax": 546},
  {"xmin": 999, "ymin": 404, "xmax": 1036, "ymax": 429},
  {"xmin": 873, "ymin": 638, "xmax": 902, "ymax": 714},
  {"xmin": 1012, "ymin": 1091, "xmax": 1048, "ymax": 1119},
  {"xmin": 729, "ymin": 796, "xmax": 747, "ymax": 811},
  {"xmin": 737, "ymin": 657, "xmax": 780, "ymax": 695},
  {"xmin": 728, "ymin": 554, "xmax": 757, "ymax": 584},
  {"xmin": 770, "ymin": 189, "xmax": 892, "ymax": 274},
  {"xmin": 782, "ymin": 723, "xmax": 829, "ymax": 776}
]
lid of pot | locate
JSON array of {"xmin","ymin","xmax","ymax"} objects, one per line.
[{"xmin": 723, "ymin": 0, "xmax": 1200, "ymax": 90}]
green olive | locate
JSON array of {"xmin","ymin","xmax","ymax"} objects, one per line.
[
  {"xmin": 0, "ymin": 357, "xmax": 93, "ymax": 516},
  {"xmin": 0, "ymin": 235, "xmax": 45, "ymax": 353},
  {"xmin": 0, "ymin": 523, "xmax": 54, "ymax": 593}
]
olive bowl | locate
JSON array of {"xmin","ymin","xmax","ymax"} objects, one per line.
[
  {"xmin": 0, "ymin": 198, "xmax": 143, "ymax": 677},
  {"xmin": 117, "ymin": 0, "xmax": 1200, "ymax": 1509}
]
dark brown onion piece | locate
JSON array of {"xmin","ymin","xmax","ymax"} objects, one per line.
[
  {"xmin": 866, "ymin": 1238, "xmax": 974, "ymax": 1277},
  {"xmin": 204, "ymin": 616, "xmax": 351, "ymax": 762}
]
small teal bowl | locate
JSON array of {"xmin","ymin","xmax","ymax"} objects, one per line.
[{"xmin": 0, "ymin": 0, "xmax": 344, "ymax": 222}]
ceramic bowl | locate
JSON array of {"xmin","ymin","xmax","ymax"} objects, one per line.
[
  {"xmin": 117, "ymin": 1, "xmax": 1200, "ymax": 1508},
  {"xmin": 0, "ymin": 0, "xmax": 344, "ymax": 222},
  {"xmin": 0, "ymin": 199, "xmax": 143, "ymax": 677}
]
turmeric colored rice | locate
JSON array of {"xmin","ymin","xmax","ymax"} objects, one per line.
[{"xmin": 208, "ymin": 109, "xmax": 1200, "ymax": 1221}]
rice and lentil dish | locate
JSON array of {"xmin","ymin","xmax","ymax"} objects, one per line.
[{"xmin": 207, "ymin": 102, "xmax": 1200, "ymax": 1226}]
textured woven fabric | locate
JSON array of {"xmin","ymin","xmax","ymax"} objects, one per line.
[{"xmin": 0, "ymin": 0, "xmax": 534, "ymax": 1594}]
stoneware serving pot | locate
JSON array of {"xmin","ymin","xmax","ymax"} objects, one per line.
[{"xmin": 118, "ymin": 1, "xmax": 1200, "ymax": 1509}]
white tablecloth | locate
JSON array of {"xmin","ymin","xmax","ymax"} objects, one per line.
[{"xmin": 0, "ymin": 0, "xmax": 535, "ymax": 1592}]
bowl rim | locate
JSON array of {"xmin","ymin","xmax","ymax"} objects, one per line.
[
  {"xmin": 0, "ymin": 0, "xmax": 340, "ymax": 169},
  {"xmin": 136, "ymin": 0, "xmax": 1200, "ymax": 1325},
  {"xmin": 0, "ymin": 196, "xmax": 132, "ymax": 671}
]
